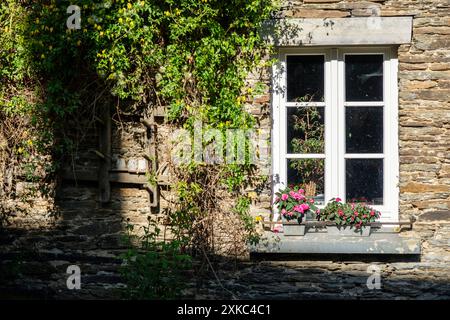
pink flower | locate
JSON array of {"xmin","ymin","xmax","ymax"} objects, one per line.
[
  {"xmin": 298, "ymin": 189, "xmax": 305, "ymax": 194},
  {"xmin": 281, "ymin": 209, "xmax": 287, "ymax": 214},
  {"xmin": 370, "ymin": 211, "xmax": 375, "ymax": 217},
  {"xmin": 289, "ymin": 191, "xmax": 296, "ymax": 198},
  {"xmin": 309, "ymin": 199, "xmax": 314, "ymax": 204},
  {"xmin": 293, "ymin": 205, "xmax": 304, "ymax": 213},
  {"xmin": 335, "ymin": 197, "xmax": 342, "ymax": 202},
  {"xmin": 316, "ymin": 209, "xmax": 321, "ymax": 215},
  {"xmin": 338, "ymin": 210, "xmax": 344, "ymax": 217},
  {"xmin": 301, "ymin": 203, "xmax": 310, "ymax": 211},
  {"xmin": 281, "ymin": 194, "xmax": 288, "ymax": 201},
  {"xmin": 354, "ymin": 211, "xmax": 359, "ymax": 216},
  {"xmin": 293, "ymin": 193, "xmax": 305, "ymax": 201}
]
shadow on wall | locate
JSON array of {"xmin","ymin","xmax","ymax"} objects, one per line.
[
  {"xmin": 191, "ymin": 254, "xmax": 450, "ymax": 300},
  {"xmin": 0, "ymin": 0, "xmax": 149, "ymax": 299}
]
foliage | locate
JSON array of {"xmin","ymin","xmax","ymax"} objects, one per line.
[
  {"xmin": 316, "ymin": 197, "xmax": 381, "ymax": 229},
  {"xmin": 120, "ymin": 219, "xmax": 192, "ymax": 299},
  {"xmin": 1, "ymin": 0, "xmax": 278, "ymax": 296},
  {"xmin": 233, "ymin": 195, "xmax": 259, "ymax": 246},
  {"xmin": 274, "ymin": 185, "xmax": 318, "ymax": 223}
]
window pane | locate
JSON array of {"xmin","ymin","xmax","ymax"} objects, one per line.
[
  {"xmin": 346, "ymin": 159, "xmax": 383, "ymax": 205},
  {"xmin": 287, "ymin": 159, "xmax": 324, "ymax": 204},
  {"xmin": 345, "ymin": 55, "xmax": 383, "ymax": 102},
  {"xmin": 287, "ymin": 107, "xmax": 325, "ymax": 154},
  {"xmin": 287, "ymin": 55, "xmax": 324, "ymax": 102},
  {"xmin": 346, "ymin": 107, "xmax": 383, "ymax": 153}
]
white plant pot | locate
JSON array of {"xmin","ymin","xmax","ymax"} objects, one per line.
[
  {"xmin": 283, "ymin": 224, "xmax": 306, "ymax": 236},
  {"xmin": 327, "ymin": 225, "xmax": 371, "ymax": 237},
  {"xmin": 282, "ymin": 217, "xmax": 306, "ymax": 236}
]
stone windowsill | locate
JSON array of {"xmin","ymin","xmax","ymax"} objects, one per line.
[{"xmin": 250, "ymin": 230, "xmax": 421, "ymax": 255}]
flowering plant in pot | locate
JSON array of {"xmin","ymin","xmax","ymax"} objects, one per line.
[
  {"xmin": 316, "ymin": 197, "xmax": 381, "ymax": 236},
  {"xmin": 274, "ymin": 185, "xmax": 318, "ymax": 236}
]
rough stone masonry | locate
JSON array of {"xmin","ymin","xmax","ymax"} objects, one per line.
[{"xmin": 0, "ymin": 0, "xmax": 449, "ymax": 299}]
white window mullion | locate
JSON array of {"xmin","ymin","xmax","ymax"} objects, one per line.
[
  {"xmin": 271, "ymin": 52, "xmax": 284, "ymax": 204},
  {"xmin": 344, "ymin": 102, "xmax": 385, "ymax": 107},
  {"xmin": 337, "ymin": 50, "xmax": 346, "ymax": 202},
  {"xmin": 327, "ymin": 48, "xmax": 339, "ymax": 202},
  {"xmin": 390, "ymin": 47, "xmax": 400, "ymax": 222},
  {"xmin": 279, "ymin": 52, "xmax": 287, "ymax": 190},
  {"xmin": 383, "ymin": 48, "xmax": 391, "ymax": 220},
  {"xmin": 286, "ymin": 102, "xmax": 326, "ymax": 107},
  {"xmin": 286, "ymin": 154, "xmax": 325, "ymax": 159},
  {"xmin": 344, "ymin": 154, "xmax": 385, "ymax": 159}
]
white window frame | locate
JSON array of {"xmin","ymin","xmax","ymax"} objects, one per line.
[{"xmin": 272, "ymin": 46, "xmax": 399, "ymax": 223}]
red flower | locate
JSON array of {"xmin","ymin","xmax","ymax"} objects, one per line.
[{"xmin": 335, "ymin": 197, "xmax": 342, "ymax": 202}]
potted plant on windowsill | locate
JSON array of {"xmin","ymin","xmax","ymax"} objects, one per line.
[
  {"xmin": 275, "ymin": 185, "xmax": 318, "ymax": 236},
  {"xmin": 316, "ymin": 198, "xmax": 381, "ymax": 236}
]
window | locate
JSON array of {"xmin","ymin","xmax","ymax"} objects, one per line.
[{"xmin": 272, "ymin": 47, "xmax": 399, "ymax": 222}]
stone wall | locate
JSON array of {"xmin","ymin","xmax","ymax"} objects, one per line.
[{"xmin": 1, "ymin": 0, "xmax": 449, "ymax": 299}]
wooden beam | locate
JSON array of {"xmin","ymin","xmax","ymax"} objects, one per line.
[{"xmin": 62, "ymin": 169, "xmax": 170, "ymax": 186}]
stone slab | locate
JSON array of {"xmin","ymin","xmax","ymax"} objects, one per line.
[
  {"xmin": 250, "ymin": 232, "xmax": 421, "ymax": 255},
  {"xmin": 262, "ymin": 17, "xmax": 413, "ymax": 46}
]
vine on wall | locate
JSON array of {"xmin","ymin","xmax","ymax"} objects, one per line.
[{"xmin": 1, "ymin": 1, "xmax": 278, "ymax": 297}]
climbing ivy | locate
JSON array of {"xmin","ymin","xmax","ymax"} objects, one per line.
[{"xmin": 1, "ymin": 0, "xmax": 278, "ymax": 257}]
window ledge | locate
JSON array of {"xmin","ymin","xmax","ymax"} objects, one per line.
[{"xmin": 250, "ymin": 232, "xmax": 421, "ymax": 255}]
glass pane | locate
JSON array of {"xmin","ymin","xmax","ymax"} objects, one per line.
[
  {"xmin": 345, "ymin": 55, "xmax": 383, "ymax": 101},
  {"xmin": 346, "ymin": 107, "xmax": 383, "ymax": 153},
  {"xmin": 287, "ymin": 55, "xmax": 324, "ymax": 102},
  {"xmin": 287, "ymin": 107, "xmax": 325, "ymax": 154},
  {"xmin": 346, "ymin": 159, "xmax": 383, "ymax": 205},
  {"xmin": 287, "ymin": 159, "xmax": 325, "ymax": 205}
]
